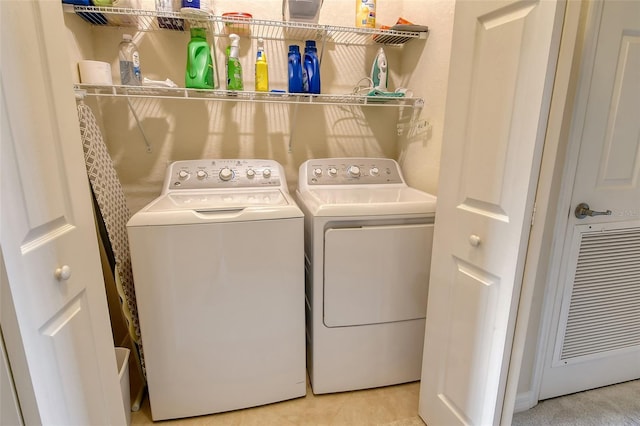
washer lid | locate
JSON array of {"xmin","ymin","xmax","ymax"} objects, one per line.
[
  {"xmin": 296, "ymin": 187, "xmax": 437, "ymax": 216},
  {"xmin": 127, "ymin": 189, "xmax": 302, "ymax": 226}
]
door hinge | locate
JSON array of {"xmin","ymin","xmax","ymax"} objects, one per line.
[{"xmin": 531, "ymin": 203, "xmax": 537, "ymax": 227}]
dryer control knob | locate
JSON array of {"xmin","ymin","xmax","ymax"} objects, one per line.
[
  {"xmin": 246, "ymin": 169, "xmax": 256, "ymax": 178},
  {"xmin": 262, "ymin": 168, "xmax": 272, "ymax": 178},
  {"xmin": 196, "ymin": 170, "xmax": 207, "ymax": 179},
  {"xmin": 219, "ymin": 167, "xmax": 233, "ymax": 181},
  {"xmin": 328, "ymin": 167, "xmax": 338, "ymax": 177},
  {"xmin": 370, "ymin": 167, "xmax": 379, "ymax": 176},
  {"xmin": 313, "ymin": 168, "xmax": 323, "ymax": 177},
  {"xmin": 178, "ymin": 170, "xmax": 190, "ymax": 179},
  {"xmin": 348, "ymin": 165, "xmax": 361, "ymax": 178}
]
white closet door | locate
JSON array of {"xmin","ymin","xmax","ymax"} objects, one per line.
[
  {"xmin": 0, "ymin": 1, "xmax": 126, "ymax": 424},
  {"xmin": 418, "ymin": 0, "xmax": 564, "ymax": 424}
]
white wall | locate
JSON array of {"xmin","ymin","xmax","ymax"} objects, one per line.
[{"xmin": 398, "ymin": 0, "xmax": 454, "ymax": 195}]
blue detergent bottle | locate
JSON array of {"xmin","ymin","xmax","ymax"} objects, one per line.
[
  {"xmin": 304, "ymin": 40, "xmax": 321, "ymax": 94},
  {"xmin": 288, "ymin": 45, "xmax": 304, "ymax": 93}
]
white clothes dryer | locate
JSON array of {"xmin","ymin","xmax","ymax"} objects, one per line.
[
  {"xmin": 296, "ymin": 158, "xmax": 437, "ymax": 394},
  {"xmin": 127, "ymin": 159, "xmax": 306, "ymax": 421}
]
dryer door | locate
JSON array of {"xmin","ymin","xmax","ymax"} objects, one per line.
[{"xmin": 324, "ymin": 223, "xmax": 433, "ymax": 327}]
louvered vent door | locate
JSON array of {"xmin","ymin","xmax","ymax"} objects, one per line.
[
  {"xmin": 541, "ymin": 221, "xmax": 640, "ymax": 400},
  {"xmin": 560, "ymin": 225, "xmax": 640, "ymax": 361}
]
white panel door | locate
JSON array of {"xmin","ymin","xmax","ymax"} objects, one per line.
[
  {"xmin": 418, "ymin": 1, "xmax": 564, "ymax": 425},
  {"xmin": 0, "ymin": 1, "xmax": 126, "ymax": 424},
  {"xmin": 540, "ymin": 0, "xmax": 640, "ymax": 399}
]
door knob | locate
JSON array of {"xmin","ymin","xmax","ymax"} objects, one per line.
[
  {"xmin": 574, "ymin": 203, "xmax": 612, "ymax": 219},
  {"xmin": 54, "ymin": 265, "xmax": 72, "ymax": 281},
  {"xmin": 469, "ymin": 234, "xmax": 481, "ymax": 247}
]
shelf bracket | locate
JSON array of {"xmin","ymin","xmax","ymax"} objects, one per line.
[
  {"xmin": 288, "ymin": 100, "xmax": 301, "ymax": 153},
  {"xmin": 126, "ymin": 97, "xmax": 152, "ymax": 153},
  {"xmin": 318, "ymin": 27, "xmax": 327, "ymax": 65}
]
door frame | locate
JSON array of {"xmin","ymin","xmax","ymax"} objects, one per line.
[
  {"xmin": 512, "ymin": 0, "xmax": 614, "ymax": 412},
  {"xmin": 502, "ymin": 0, "xmax": 591, "ymax": 415},
  {"xmin": 1, "ymin": 247, "xmax": 35, "ymax": 425}
]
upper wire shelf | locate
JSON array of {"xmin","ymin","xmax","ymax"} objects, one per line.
[{"xmin": 65, "ymin": 5, "xmax": 427, "ymax": 46}]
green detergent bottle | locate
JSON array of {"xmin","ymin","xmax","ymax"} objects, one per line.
[{"xmin": 185, "ymin": 27, "xmax": 213, "ymax": 89}]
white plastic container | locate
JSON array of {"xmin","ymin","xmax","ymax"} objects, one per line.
[
  {"xmin": 180, "ymin": 0, "xmax": 213, "ymax": 16},
  {"xmin": 115, "ymin": 347, "xmax": 131, "ymax": 426},
  {"xmin": 284, "ymin": 0, "xmax": 322, "ymax": 23}
]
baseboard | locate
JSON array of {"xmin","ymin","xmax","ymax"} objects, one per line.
[{"xmin": 514, "ymin": 390, "xmax": 538, "ymax": 413}]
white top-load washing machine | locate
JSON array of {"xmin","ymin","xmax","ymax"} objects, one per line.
[
  {"xmin": 127, "ymin": 159, "xmax": 306, "ymax": 421},
  {"xmin": 296, "ymin": 158, "xmax": 437, "ymax": 394}
]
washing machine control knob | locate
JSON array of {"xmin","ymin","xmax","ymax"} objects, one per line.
[
  {"xmin": 246, "ymin": 169, "xmax": 256, "ymax": 179},
  {"xmin": 313, "ymin": 168, "xmax": 323, "ymax": 177},
  {"xmin": 262, "ymin": 168, "xmax": 272, "ymax": 178},
  {"xmin": 370, "ymin": 167, "xmax": 379, "ymax": 176},
  {"xmin": 328, "ymin": 167, "xmax": 338, "ymax": 177},
  {"xmin": 348, "ymin": 165, "xmax": 361, "ymax": 178},
  {"xmin": 178, "ymin": 170, "xmax": 190, "ymax": 179},
  {"xmin": 196, "ymin": 170, "xmax": 207, "ymax": 179},
  {"xmin": 219, "ymin": 167, "xmax": 233, "ymax": 181}
]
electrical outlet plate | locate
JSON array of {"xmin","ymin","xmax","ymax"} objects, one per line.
[{"xmin": 397, "ymin": 119, "xmax": 431, "ymax": 137}]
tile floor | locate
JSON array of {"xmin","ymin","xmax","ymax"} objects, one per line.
[{"xmin": 131, "ymin": 380, "xmax": 425, "ymax": 425}]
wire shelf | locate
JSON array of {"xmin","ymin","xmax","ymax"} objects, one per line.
[
  {"xmin": 74, "ymin": 84, "xmax": 424, "ymax": 107},
  {"xmin": 65, "ymin": 5, "xmax": 427, "ymax": 45}
]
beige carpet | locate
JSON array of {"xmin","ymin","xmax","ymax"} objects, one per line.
[{"xmin": 513, "ymin": 380, "xmax": 640, "ymax": 426}]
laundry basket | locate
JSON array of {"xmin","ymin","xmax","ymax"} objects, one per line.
[{"xmin": 115, "ymin": 347, "xmax": 131, "ymax": 425}]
